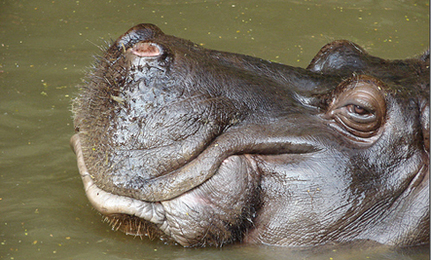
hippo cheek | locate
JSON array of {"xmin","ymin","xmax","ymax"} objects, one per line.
[{"xmin": 159, "ymin": 155, "xmax": 260, "ymax": 247}]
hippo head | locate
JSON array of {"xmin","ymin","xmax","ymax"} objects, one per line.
[{"xmin": 71, "ymin": 24, "xmax": 429, "ymax": 247}]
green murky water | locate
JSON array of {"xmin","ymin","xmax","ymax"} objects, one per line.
[{"xmin": 0, "ymin": 0, "xmax": 429, "ymax": 259}]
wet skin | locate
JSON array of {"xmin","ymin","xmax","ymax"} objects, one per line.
[{"xmin": 71, "ymin": 24, "xmax": 429, "ymax": 247}]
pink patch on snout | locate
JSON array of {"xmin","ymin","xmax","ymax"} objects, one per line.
[{"xmin": 131, "ymin": 42, "xmax": 161, "ymax": 57}]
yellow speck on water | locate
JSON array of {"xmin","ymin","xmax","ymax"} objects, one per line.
[
  {"xmin": 33, "ymin": 240, "xmax": 38, "ymax": 245},
  {"xmin": 66, "ymin": 236, "xmax": 71, "ymax": 240}
]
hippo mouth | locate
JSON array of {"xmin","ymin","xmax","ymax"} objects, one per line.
[
  {"xmin": 71, "ymin": 132, "xmax": 317, "ymax": 246},
  {"xmin": 70, "ymin": 118, "xmax": 319, "ymax": 242}
]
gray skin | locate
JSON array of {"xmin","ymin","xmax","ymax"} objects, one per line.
[{"xmin": 71, "ymin": 24, "xmax": 429, "ymax": 248}]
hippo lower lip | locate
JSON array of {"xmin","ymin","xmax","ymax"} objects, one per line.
[
  {"xmin": 70, "ymin": 134, "xmax": 165, "ymax": 224},
  {"xmin": 71, "ymin": 23, "xmax": 429, "ymax": 247}
]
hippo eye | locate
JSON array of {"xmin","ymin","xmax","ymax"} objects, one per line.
[
  {"xmin": 326, "ymin": 76, "xmax": 386, "ymax": 140},
  {"xmin": 347, "ymin": 104, "xmax": 370, "ymax": 116}
]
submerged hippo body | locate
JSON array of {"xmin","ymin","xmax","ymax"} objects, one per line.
[{"xmin": 71, "ymin": 24, "xmax": 429, "ymax": 247}]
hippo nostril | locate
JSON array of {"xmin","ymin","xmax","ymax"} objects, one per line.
[
  {"xmin": 116, "ymin": 23, "xmax": 163, "ymax": 50},
  {"xmin": 130, "ymin": 42, "xmax": 161, "ymax": 57}
]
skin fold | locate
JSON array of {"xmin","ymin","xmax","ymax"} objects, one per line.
[{"xmin": 71, "ymin": 24, "xmax": 429, "ymax": 247}]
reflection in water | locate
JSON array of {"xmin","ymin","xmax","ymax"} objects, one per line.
[{"xmin": 0, "ymin": 0, "xmax": 429, "ymax": 259}]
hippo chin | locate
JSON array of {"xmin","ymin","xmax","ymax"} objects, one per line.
[{"xmin": 71, "ymin": 23, "xmax": 429, "ymax": 248}]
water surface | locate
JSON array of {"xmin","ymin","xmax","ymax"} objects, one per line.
[{"xmin": 0, "ymin": 0, "xmax": 429, "ymax": 259}]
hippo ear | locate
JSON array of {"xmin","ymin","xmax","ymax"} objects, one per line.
[{"xmin": 307, "ymin": 40, "xmax": 368, "ymax": 73}]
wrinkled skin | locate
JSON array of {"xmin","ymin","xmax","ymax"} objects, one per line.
[{"xmin": 71, "ymin": 24, "xmax": 429, "ymax": 248}]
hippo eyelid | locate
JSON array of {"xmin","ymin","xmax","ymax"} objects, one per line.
[
  {"xmin": 326, "ymin": 75, "xmax": 386, "ymax": 140},
  {"xmin": 341, "ymin": 105, "xmax": 376, "ymax": 123}
]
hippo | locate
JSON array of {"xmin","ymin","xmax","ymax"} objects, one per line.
[{"xmin": 70, "ymin": 23, "xmax": 429, "ymax": 248}]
